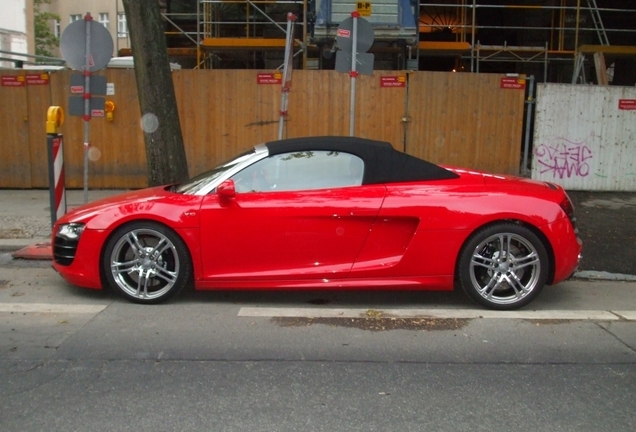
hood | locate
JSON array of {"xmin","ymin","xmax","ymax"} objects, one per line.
[{"xmin": 59, "ymin": 186, "xmax": 172, "ymax": 224}]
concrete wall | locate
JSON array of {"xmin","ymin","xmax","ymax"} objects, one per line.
[{"xmin": 532, "ymin": 83, "xmax": 636, "ymax": 191}]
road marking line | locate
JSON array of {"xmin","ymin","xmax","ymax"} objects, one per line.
[
  {"xmin": 0, "ymin": 303, "xmax": 107, "ymax": 314},
  {"xmin": 238, "ymin": 307, "xmax": 626, "ymax": 321},
  {"xmin": 613, "ymin": 311, "xmax": 636, "ymax": 320}
]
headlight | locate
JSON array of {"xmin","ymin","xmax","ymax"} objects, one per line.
[{"xmin": 57, "ymin": 223, "xmax": 86, "ymax": 240}]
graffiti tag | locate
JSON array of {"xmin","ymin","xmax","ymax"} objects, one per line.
[{"xmin": 534, "ymin": 135, "xmax": 594, "ymax": 179}]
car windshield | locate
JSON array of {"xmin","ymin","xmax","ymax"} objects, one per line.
[{"xmin": 174, "ymin": 149, "xmax": 256, "ymax": 194}]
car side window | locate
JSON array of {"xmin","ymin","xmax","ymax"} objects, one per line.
[{"xmin": 231, "ymin": 151, "xmax": 364, "ymax": 193}]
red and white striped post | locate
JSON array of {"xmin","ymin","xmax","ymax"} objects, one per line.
[{"xmin": 46, "ymin": 106, "xmax": 67, "ymax": 227}]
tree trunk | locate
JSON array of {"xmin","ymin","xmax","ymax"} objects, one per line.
[{"xmin": 122, "ymin": 0, "xmax": 189, "ymax": 186}]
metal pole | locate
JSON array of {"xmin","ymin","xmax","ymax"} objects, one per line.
[
  {"xmin": 83, "ymin": 12, "xmax": 92, "ymax": 204},
  {"xmin": 302, "ymin": 0, "xmax": 307, "ymax": 69},
  {"xmin": 574, "ymin": 0, "xmax": 581, "ymax": 54},
  {"xmin": 196, "ymin": 0, "xmax": 201, "ymax": 68},
  {"xmin": 115, "ymin": 0, "xmax": 119, "ymax": 55},
  {"xmin": 278, "ymin": 14, "xmax": 295, "ymax": 140},
  {"xmin": 349, "ymin": 12, "xmax": 359, "ymax": 137},
  {"xmin": 544, "ymin": 42, "xmax": 548, "ymax": 82},
  {"xmin": 522, "ymin": 75, "xmax": 535, "ymax": 177},
  {"xmin": 470, "ymin": 0, "xmax": 476, "ymax": 72}
]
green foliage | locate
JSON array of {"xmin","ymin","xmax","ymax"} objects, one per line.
[{"xmin": 34, "ymin": 0, "xmax": 60, "ymax": 58}]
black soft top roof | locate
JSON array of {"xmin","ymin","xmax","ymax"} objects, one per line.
[{"xmin": 264, "ymin": 136, "xmax": 458, "ymax": 184}]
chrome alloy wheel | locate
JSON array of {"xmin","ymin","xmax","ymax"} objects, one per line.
[
  {"xmin": 109, "ymin": 228, "xmax": 180, "ymax": 301},
  {"xmin": 468, "ymin": 232, "xmax": 542, "ymax": 306}
]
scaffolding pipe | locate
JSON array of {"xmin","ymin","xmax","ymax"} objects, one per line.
[
  {"xmin": 470, "ymin": 0, "xmax": 475, "ymax": 72},
  {"xmin": 421, "ymin": 2, "xmax": 636, "ymax": 12},
  {"xmin": 575, "ymin": 0, "xmax": 581, "ymax": 54},
  {"xmin": 0, "ymin": 49, "xmax": 64, "ymax": 63},
  {"xmin": 522, "ymin": 75, "xmax": 535, "ymax": 177}
]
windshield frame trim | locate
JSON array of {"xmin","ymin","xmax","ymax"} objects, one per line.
[{"xmin": 190, "ymin": 144, "xmax": 269, "ymax": 196}]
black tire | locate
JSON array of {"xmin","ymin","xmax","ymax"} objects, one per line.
[
  {"xmin": 457, "ymin": 223, "xmax": 549, "ymax": 310},
  {"xmin": 102, "ymin": 221, "xmax": 192, "ymax": 304}
]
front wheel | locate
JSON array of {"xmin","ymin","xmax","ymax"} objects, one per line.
[
  {"xmin": 457, "ymin": 223, "xmax": 549, "ymax": 310},
  {"xmin": 102, "ymin": 222, "xmax": 192, "ymax": 304}
]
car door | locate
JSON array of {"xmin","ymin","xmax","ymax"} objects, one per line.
[{"xmin": 199, "ymin": 150, "xmax": 386, "ymax": 282}]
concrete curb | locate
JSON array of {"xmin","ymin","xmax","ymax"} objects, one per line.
[
  {"xmin": 0, "ymin": 238, "xmax": 50, "ymax": 252},
  {"xmin": 573, "ymin": 270, "xmax": 636, "ymax": 282}
]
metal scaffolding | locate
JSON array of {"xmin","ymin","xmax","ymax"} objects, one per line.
[{"xmin": 159, "ymin": 0, "xmax": 636, "ymax": 79}]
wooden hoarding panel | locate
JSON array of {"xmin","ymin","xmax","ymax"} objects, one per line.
[
  {"xmin": 0, "ymin": 72, "xmax": 31, "ymax": 188},
  {"xmin": 406, "ymin": 72, "xmax": 525, "ymax": 174},
  {"xmin": 174, "ymin": 70, "xmax": 280, "ymax": 178},
  {"xmin": 285, "ymin": 71, "xmax": 406, "ymax": 148},
  {"xmin": 1, "ymin": 69, "xmax": 526, "ymax": 188},
  {"xmin": 27, "ymin": 72, "xmax": 54, "ymax": 188},
  {"xmin": 45, "ymin": 69, "xmax": 147, "ymax": 189}
]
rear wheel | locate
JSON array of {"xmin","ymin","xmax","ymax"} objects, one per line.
[
  {"xmin": 457, "ymin": 223, "xmax": 548, "ymax": 310},
  {"xmin": 102, "ymin": 222, "xmax": 192, "ymax": 304}
]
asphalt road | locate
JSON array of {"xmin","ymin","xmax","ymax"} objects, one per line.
[{"xmin": 1, "ymin": 257, "xmax": 635, "ymax": 431}]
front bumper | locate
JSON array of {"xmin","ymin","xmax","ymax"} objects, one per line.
[{"xmin": 52, "ymin": 228, "xmax": 110, "ymax": 290}]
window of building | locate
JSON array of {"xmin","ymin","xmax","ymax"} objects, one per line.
[
  {"xmin": 54, "ymin": 20, "xmax": 60, "ymax": 38},
  {"xmin": 117, "ymin": 13, "xmax": 128, "ymax": 38},
  {"xmin": 70, "ymin": 14, "xmax": 82, "ymax": 23},
  {"xmin": 98, "ymin": 13, "xmax": 109, "ymax": 29}
]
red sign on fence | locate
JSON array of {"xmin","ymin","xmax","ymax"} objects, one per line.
[
  {"xmin": 500, "ymin": 77, "xmax": 526, "ymax": 90},
  {"xmin": 618, "ymin": 99, "xmax": 636, "ymax": 110},
  {"xmin": 26, "ymin": 73, "xmax": 49, "ymax": 85},
  {"xmin": 257, "ymin": 73, "xmax": 282, "ymax": 85},
  {"xmin": 1, "ymin": 76, "xmax": 25, "ymax": 87},
  {"xmin": 380, "ymin": 76, "xmax": 406, "ymax": 88}
]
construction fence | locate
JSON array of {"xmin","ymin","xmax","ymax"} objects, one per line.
[{"xmin": 0, "ymin": 69, "xmax": 527, "ymax": 189}]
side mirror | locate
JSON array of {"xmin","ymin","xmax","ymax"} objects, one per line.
[{"xmin": 216, "ymin": 179, "xmax": 236, "ymax": 199}]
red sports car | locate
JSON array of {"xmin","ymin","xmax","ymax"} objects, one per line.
[{"xmin": 52, "ymin": 137, "xmax": 581, "ymax": 310}]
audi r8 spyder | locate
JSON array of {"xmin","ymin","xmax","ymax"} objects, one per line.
[{"xmin": 52, "ymin": 136, "xmax": 582, "ymax": 310}]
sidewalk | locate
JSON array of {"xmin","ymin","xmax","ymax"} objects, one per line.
[
  {"xmin": 0, "ymin": 188, "xmax": 635, "ymax": 279},
  {"xmin": 0, "ymin": 189, "xmax": 123, "ymax": 251}
]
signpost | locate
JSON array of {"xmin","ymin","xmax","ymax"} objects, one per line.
[
  {"xmin": 59, "ymin": 13, "xmax": 113, "ymax": 203},
  {"xmin": 335, "ymin": 13, "xmax": 374, "ymax": 136},
  {"xmin": 278, "ymin": 13, "xmax": 297, "ymax": 140}
]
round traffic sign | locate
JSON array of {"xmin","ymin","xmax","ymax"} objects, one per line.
[
  {"xmin": 335, "ymin": 17, "xmax": 374, "ymax": 54},
  {"xmin": 60, "ymin": 18, "xmax": 114, "ymax": 72}
]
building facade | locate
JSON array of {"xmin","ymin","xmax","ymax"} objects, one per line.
[
  {"xmin": 0, "ymin": 0, "xmax": 34, "ymax": 68},
  {"xmin": 44, "ymin": 0, "xmax": 130, "ymax": 58}
]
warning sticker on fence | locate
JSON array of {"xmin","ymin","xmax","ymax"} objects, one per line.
[
  {"xmin": 26, "ymin": 74, "xmax": 49, "ymax": 85},
  {"xmin": 500, "ymin": 77, "xmax": 526, "ymax": 90},
  {"xmin": 257, "ymin": 73, "xmax": 282, "ymax": 85},
  {"xmin": 380, "ymin": 76, "xmax": 406, "ymax": 88},
  {"xmin": 1, "ymin": 76, "xmax": 25, "ymax": 87},
  {"xmin": 618, "ymin": 99, "xmax": 636, "ymax": 110}
]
